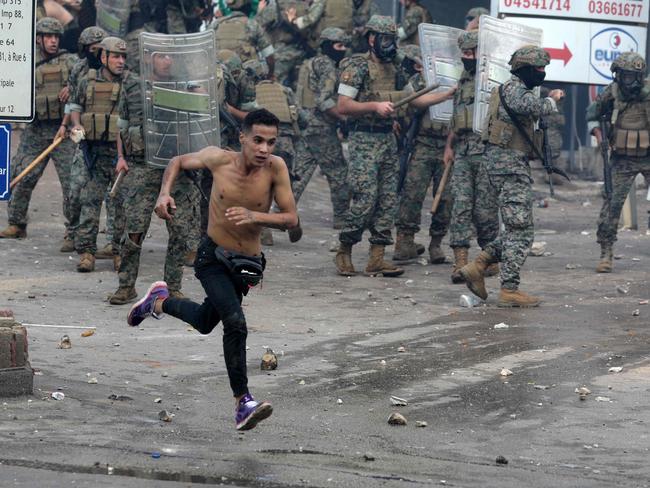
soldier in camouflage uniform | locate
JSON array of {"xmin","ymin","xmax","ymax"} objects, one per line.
[
  {"xmin": 0, "ymin": 18, "xmax": 77, "ymax": 241},
  {"xmin": 109, "ymin": 51, "xmax": 200, "ymax": 304},
  {"xmin": 396, "ymin": 0, "xmax": 432, "ymax": 46},
  {"xmin": 334, "ymin": 15, "xmax": 413, "ymax": 277},
  {"xmin": 393, "ymin": 45, "xmax": 456, "ymax": 265},
  {"xmin": 444, "ymin": 30, "xmax": 499, "ymax": 283},
  {"xmin": 464, "ymin": 7, "xmax": 489, "ymax": 29},
  {"xmin": 68, "ymin": 37, "xmax": 128, "ymax": 273},
  {"xmin": 460, "ymin": 46, "xmax": 563, "ymax": 307},
  {"xmin": 291, "ymin": 27, "xmax": 351, "ymax": 231},
  {"xmin": 587, "ymin": 52, "xmax": 650, "ymax": 274}
]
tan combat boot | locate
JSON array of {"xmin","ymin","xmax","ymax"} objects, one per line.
[
  {"xmin": 335, "ymin": 243, "xmax": 356, "ymax": 276},
  {"xmin": 484, "ymin": 263, "xmax": 500, "ymax": 277},
  {"xmin": 497, "ymin": 288, "xmax": 541, "ymax": 308},
  {"xmin": 95, "ymin": 243, "xmax": 113, "ymax": 259},
  {"xmin": 0, "ymin": 224, "xmax": 27, "ymax": 239},
  {"xmin": 365, "ymin": 244, "xmax": 404, "ymax": 277},
  {"xmin": 428, "ymin": 236, "xmax": 447, "ymax": 264},
  {"xmin": 393, "ymin": 232, "xmax": 418, "ymax": 262},
  {"xmin": 596, "ymin": 245, "xmax": 613, "ymax": 273},
  {"xmin": 77, "ymin": 252, "xmax": 96, "ymax": 272},
  {"xmin": 451, "ymin": 247, "xmax": 469, "ymax": 284},
  {"xmin": 60, "ymin": 237, "xmax": 74, "ymax": 252},
  {"xmin": 459, "ymin": 250, "xmax": 495, "ymax": 300},
  {"xmin": 261, "ymin": 228, "xmax": 274, "ymax": 246},
  {"xmin": 109, "ymin": 286, "xmax": 137, "ymax": 305}
]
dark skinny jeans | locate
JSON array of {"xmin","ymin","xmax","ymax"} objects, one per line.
[{"xmin": 162, "ymin": 237, "xmax": 251, "ymax": 397}]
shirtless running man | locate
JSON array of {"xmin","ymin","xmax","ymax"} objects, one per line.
[{"xmin": 126, "ymin": 109, "xmax": 298, "ymax": 431}]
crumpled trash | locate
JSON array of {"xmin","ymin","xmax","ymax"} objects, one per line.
[
  {"xmin": 81, "ymin": 329, "xmax": 95, "ymax": 337},
  {"xmin": 595, "ymin": 396, "xmax": 612, "ymax": 402},
  {"xmin": 415, "ymin": 420, "xmax": 428, "ymax": 428},
  {"xmin": 529, "ymin": 242, "xmax": 547, "ymax": 256},
  {"xmin": 459, "ymin": 294, "xmax": 482, "ymax": 308},
  {"xmin": 500, "ymin": 368, "xmax": 513, "ymax": 377},
  {"xmin": 633, "ymin": 309, "xmax": 640, "ymax": 316},
  {"xmin": 390, "ymin": 395, "xmax": 408, "ymax": 406},
  {"xmin": 575, "ymin": 387, "xmax": 591, "ymax": 400},
  {"xmin": 158, "ymin": 410, "xmax": 173, "ymax": 422},
  {"xmin": 87, "ymin": 377, "xmax": 98, "ymax": 384},
  {"xmin": 57, "ymin": 335, "xmax": 71, "ymax": 349},
  {"xmin": 608, "ymin": 366, "xmax": 623, "ymax": 373},
  {"xmin": 616, "ymin": 285, "xmax": 629, "ymax": 295},
  {"xmin": 51, "ymin": 392, "xmax": 65, "ymax": 401},
  {"xmin": 397, "ymin": 346, "xmax": 406, "ymax": 353},
  {"xmin": 387, "ymin": 412, "xmax": 407, "ymax": 425},
  {"xmin": 260, "ymin": 348, "xmax": 278, "ymax": 371},
  {"xmin": 494, "ymin": 322, "xmax": 509, "ymax": 330}
]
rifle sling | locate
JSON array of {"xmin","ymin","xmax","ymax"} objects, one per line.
[
  {"xmin": 497, "ymin": 85, "xmax": 545, "ymax": 162},
  {"xmin": 35, "ymin": 51, "xmax": 66, "ymax": 68}
]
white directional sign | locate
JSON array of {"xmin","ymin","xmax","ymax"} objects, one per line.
[
  {"xmin": 0, "ymin": 0, "xmax": 35, "ymax": 122},
  {"xmin": 508, "ymin": 16, "xmax": 647, "ymax": 85},
  {"xmin": 497, "ymin": 0, "xmax": 650, "ymax": 24}
]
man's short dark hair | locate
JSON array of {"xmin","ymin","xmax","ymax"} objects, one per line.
[{"xmin": 242, "ymin": 109, "xmax": 280, "ymax": 133}]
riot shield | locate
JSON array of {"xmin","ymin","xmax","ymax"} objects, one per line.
[
  {"xmin": 473, "ymin": 16, "xmax": 542, "ymax": 135},
  {"xmin": 140, "ymin": 31, "xmax": 221, "ymax": 169},
  {"xmin": 96, "ymin": 0, "xmax": 131, "ymax": 38},
  {"xmin": 418, "ymin": 23, "xmax": 463, "ymax": 123}
]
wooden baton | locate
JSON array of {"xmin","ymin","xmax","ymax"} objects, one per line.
[
  {"xmin": 392, "ymin": 83, "xmax": 441, "ymax": 110},
  {"xmin": 430, "ymin": 162, "xmax": 452, "ymax": 214},
  {"xmin": 10, "ymin": 137, "xmax": 64, "ymax": 190},
  {"xmin": 109, "ymin": 170, "xmax": 126, "ymax": 198}
]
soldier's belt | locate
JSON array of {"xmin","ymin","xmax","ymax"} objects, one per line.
[{"xmin": 350, "ymin": 123, "xmax": 393, "ymax": 133}]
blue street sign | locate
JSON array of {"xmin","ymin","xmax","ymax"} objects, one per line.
[{"xmin": 0, "ymin": 124, "xmax": 10, "ymax": 201}]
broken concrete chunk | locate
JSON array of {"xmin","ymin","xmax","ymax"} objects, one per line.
[
  {"xmin": 57, "ymin": 335, "xmax": 71, "ymax": 349},
  {"xmin": 608, "ymin": 367, "xmax": 623, "ymax": 373},
  {"xmin": 499, "ymin": 368, "xmax": 513, "ymax": 377},
  {"xmin": 529, "ymin": 242, "xmax": 546, "ymax": 256},
  {"xmin": 158, "ymin": 410, "xmax": 173, "ymax": 422},
  {"xmin": 260, "ymin": 348, "xmax": 278, "ymax": 371},
  {"xmin": 387, "ymin": 412, "xmax": 407, "ymax": 425},
  {"xmin": 415, "ymin": 421, "xmax": 428, "ymax": 428},
  {"xmin": 494, "ymin": 322, "xmax": 509, "ymax": 330},
  {"xmin": 390, "ymin": 396, "xmax": 408, "ymax": 406}
]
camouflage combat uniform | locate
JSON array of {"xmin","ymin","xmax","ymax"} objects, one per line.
[
  {"xmin": 112, "ymin": 71, "xmax": 199, "ymax": 301},
  {"xmin": 287, "ymin": 0, "xmax": 354, "ymax": 53},
  {"xmin": 397, "ymin": 1, "xmax": 432, "ymax": 46},
  {"xmin": 211, "ymin": 10, "xmax": 275, "ymax": 65},
  {"xmin": 586, "ymin": 52, "xmax": 650, "ymax": 273},
  {"xmin": 1, "ymin": 19, "xmax": 77, "ymax": 238},
  {"xmin": 292, "ymin": 29, "xmax": 350, "ymax": 227}
]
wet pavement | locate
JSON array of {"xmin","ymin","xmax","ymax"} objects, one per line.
[{"xmin": 1, "ymin": 151, "xmax": 650, "ymax": 487}]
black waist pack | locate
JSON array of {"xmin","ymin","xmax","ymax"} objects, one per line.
[{"xmin": 214, "ymin": 246, "xmax": 265, "ymax": 291}]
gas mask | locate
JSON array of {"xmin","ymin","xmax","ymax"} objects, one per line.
[
  {"xmin": 321, "ymin": 41, "xmax": 347, "ymax": 66},
  {"xmin": 461, "ymin": 57, "xmax": 476, "ymax": 73},
  {"xmin": 371, "ymin": 33, "xmax": 397, "ymax": 62},
  {"xmin": 513, "ymin": 66, "xmax": 546, "ymax": 89},
  {"xmin": 617, "ymin": 69, "xmax": 644, "ymax": 98}
]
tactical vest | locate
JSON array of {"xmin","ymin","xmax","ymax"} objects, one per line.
[
  {"xmin": 610, "ymin": 83, "xmax": 650, "ymax": 157},
  {"xmin": 309, "ymin": 0, "xmax": 354, "ymax": 49},
  {"xmin": 35, "ymin": 55, "xmax": 70, "ymax": 122},
  {"xmin": 483, "ymin": 86, "xmax": 541, "ymax": 157},
  {"xmin": 272, "ymin": 0, "xmax": 307, "ymax": 45},
  {"xmin": 296, "ymin": 59, "xmax": 316, "ymax": 109},
  {"xmin": 452, "ymin": 73, "xmax": 475, "ymax": 133},
  {"xmin": 255, "ymin": 81, "xmax": 300, "ymax": 135},
  {"xmin": 214, "ymin": 15, "xmax": 257, "ymax": 62},
  {"xmin": 403, "ymin": 5, "xmax": 432, "ymax": 46},
  {"xmin": 356, "ymin": 54, "xmax": 407, "ymax": 126},
  {"xmin": 80, "ymin": 69, "xmax": 122, "ymax": 142}
]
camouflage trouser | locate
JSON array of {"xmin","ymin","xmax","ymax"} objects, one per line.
[
  {"xmin": 483, "ymin": 147, "xmax": 534, "ymax": 290},
  {"xmin": 339, "ymin": 131, "xmax": 399, "ymax": 246},
  {"xmin": 597, "ymin": 156, "xmax": 650, "ymax": 246},
  {"xmin": 74, "ymin": 142, "xmax": 126, "ymax": 255},
  {"xmin": 274, "ymin": 43, "xmax": 306, "ymax": 87},
  {"xmin": 7, "ymin": 120, "xmax": 75, "ymax": 230},
  {"xmin": 395, "ymin": 141, "xmax": 451, "ymax": 238},
  {"xmin": 292, "ymin": 126, "xmax": 349, "ymax": 224},
  {"xmin": 118, "ymin": 163, "xmax": 200, "ymax": 292},
  {"xmin": 448, "ymin": 152, "xmax": 499, "ymax": 248}
]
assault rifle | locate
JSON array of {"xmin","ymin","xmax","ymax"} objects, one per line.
[
  {"xmin": 398, "ymin": 113, "xmax": 421, "ymax": 193},
  {"xmin": 599, "ymin": 114, "xmax": 613, "ymax": 198}
]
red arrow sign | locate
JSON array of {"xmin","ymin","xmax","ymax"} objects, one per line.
[{"xmin": 544, "ymin": 43, "xmax": 573, "ymax": 67}]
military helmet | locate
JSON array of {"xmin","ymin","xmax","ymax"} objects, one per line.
[
  {"xmin": 78, "ymin": 26, "xmax": 107, "ymax": 48},
  {"xmin": 610, "ymin": 52, "xmax": 646, "ymax": 73},
  {"xmin": 99, "ymin": 36, "xmax": 128, "ymax": 55},
  {"xmin": 36, "ymin": 17, "xmax": 64, "ymax": 36},
  {"xmin": 243, "ymin": 59, "xmax": 269, "ymax": 82},
  {"xmin": 457, "ymin": 30, "xmax": 478, "ymax": 50},
  {"xmin": 508, "ymin": 45, "xmax": 550, "ymax": 71},
  {"xmin": 320, "ymin": 27, "xmax": 351, "ymax": 45},
  {"xmin": 217, "ymin": 49, "xmax": 243, "ymax": 75},
  {"xmin": 365, "ymin": 15, "xmax": 397, "ymax": 36},
  {"xmin": 400, "ymin": 44, "xmax": 422, "ymax": 65},
  {"xmin": 466, "ymin": 7, "xmax": 489, "ymax": 19}
]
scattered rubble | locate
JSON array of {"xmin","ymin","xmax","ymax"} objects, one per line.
[
  {"xmin": 387, "ymin": 412, "xmax": 407, "ymax": 426},
  {"xmin": 261, "ymin": 348, "xmax": 278, "ymax": 371},
  {"xmin": 57, "ymin": 335, "xmax": 71, "ymax": 349}
]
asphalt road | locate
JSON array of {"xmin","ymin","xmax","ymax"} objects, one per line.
[{"xmin": 1, "ymin": 147, "xmax": 650, "ymax": 487}]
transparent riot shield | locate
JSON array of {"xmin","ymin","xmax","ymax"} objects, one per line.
[
  {"xmin": 418, "ymin": 23, "xmax": 463, "ymax": 123},
  {"xmin": 96, "ymin": 0, "xmax": 131, "ymax": 38},
  {"xmin": 473, "ymin": 16, "xmax": 542, "ymax": 135},
  {"xmin": 141, "ymin": 31, "xmax": 220, "ymax": 169}
]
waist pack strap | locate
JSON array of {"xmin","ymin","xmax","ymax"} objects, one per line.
[{"xmin": 214, "ymin": 246, "xmax": 265, "ymax": 290}]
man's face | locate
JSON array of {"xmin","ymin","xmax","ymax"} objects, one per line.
[
  {"xmin": 152, "ymin": 53, "xmax": 173, "ymax": 79},
  {"xmin": 102, "ymin": 51, "xmax": 127, "ymax": 75},
  {"xmin": 240, "ymin": 124, "xmax": 278, "ymax": 167},
  {"xmin": 461, "ymin": 49, "xmax": 476, "ymax": 60},
  {"xmin": 87, "ymin": 43, "xmax": 101, "ymax": 56},
  {"xmin": 39, "ymin": 34, "xmax": 60, "ymax": 55},
  {"xmin": 332, "ymin": 41, "xmax": 347, "ymax": 52}
]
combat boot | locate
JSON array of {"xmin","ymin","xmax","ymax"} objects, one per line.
[
  {"xmin": 335, "ymin": 243, "xmax": 356, "ymax": 276},
  {"xmin": 77, "ymin": 253, "xmax": 95, "ymax": 273},
  {"xmin": 109, "ymin": 286, "xmax": 137, "ymax": 305},
  {"xmin": 393, "ymin": 232, "xmax": 418, "ymax": 262},
  {"xmin": 0, "ymin": 224, "xmax": 26, "ymax": 239},
  {"xmin": 497, "ymin": 288, "xmax": 541, "ymax": 308},
  {"xmin": 288, "ymin": 217, "xmax": 303, "ymax": 243},
  {"xmin": 95, "ymin": 243, "xmax": 113, "ymax": 259},
  {"xmin": 261, "ymin": 228, "xmax": 274, "ymax": 246},
  {"xmin": 459, "ymin": 250, "xmax": 495, "ymax": 300},
  {"xmin": 484, "ymin": 263, "xmax": 500, "ymax": 277},
  {"xmin": 428, "ymin": 236, "xmax": 447, "ymax": 264},
  {"xmin": 450, "ymin": 247, "xmax": 469, "ymax": 284},
  {"xmin": 365, "ymin": 244, "xmax": 404, "ymax": 277},
  {"xmin": 596, "ymin": 244, "xmax": 613, "ymax": 273},
  {"xmin": 60, "ymin": 237, "xmax": 74, "ymax": 253}
]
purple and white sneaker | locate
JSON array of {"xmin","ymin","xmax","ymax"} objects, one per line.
[
  {"xmin": 127, "ymin": 281, "xmax": 169, "ymax": 327},
  {"xmin": 235, "ymin": 393, "xmax": 273, "ymax": 431}
]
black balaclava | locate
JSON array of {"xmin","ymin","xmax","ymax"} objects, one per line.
[
  {"xmin": 87, "ymin": 48, "xmax": 103, "ymax": 70},
  {"xmin": 617, "ymin": 69, "xmax": 644, "ymax": 99},
  {"xmin": 462, "ymin": 58, "xmax": 476, "ymax": 73},
  {"xmin": 402, "ymin": 58, "xmax": 419, "ymax": 78},
  {"xmin": 371, "ymin": 33, "xmax": 397, "ymax": 62},
  {"xmin": 513, "ymin": 66, "xmax": 546, "ymax": 89},
  {"xmin": 321, "ymin": 41, "xmax": 346, "ymax": 65}
]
